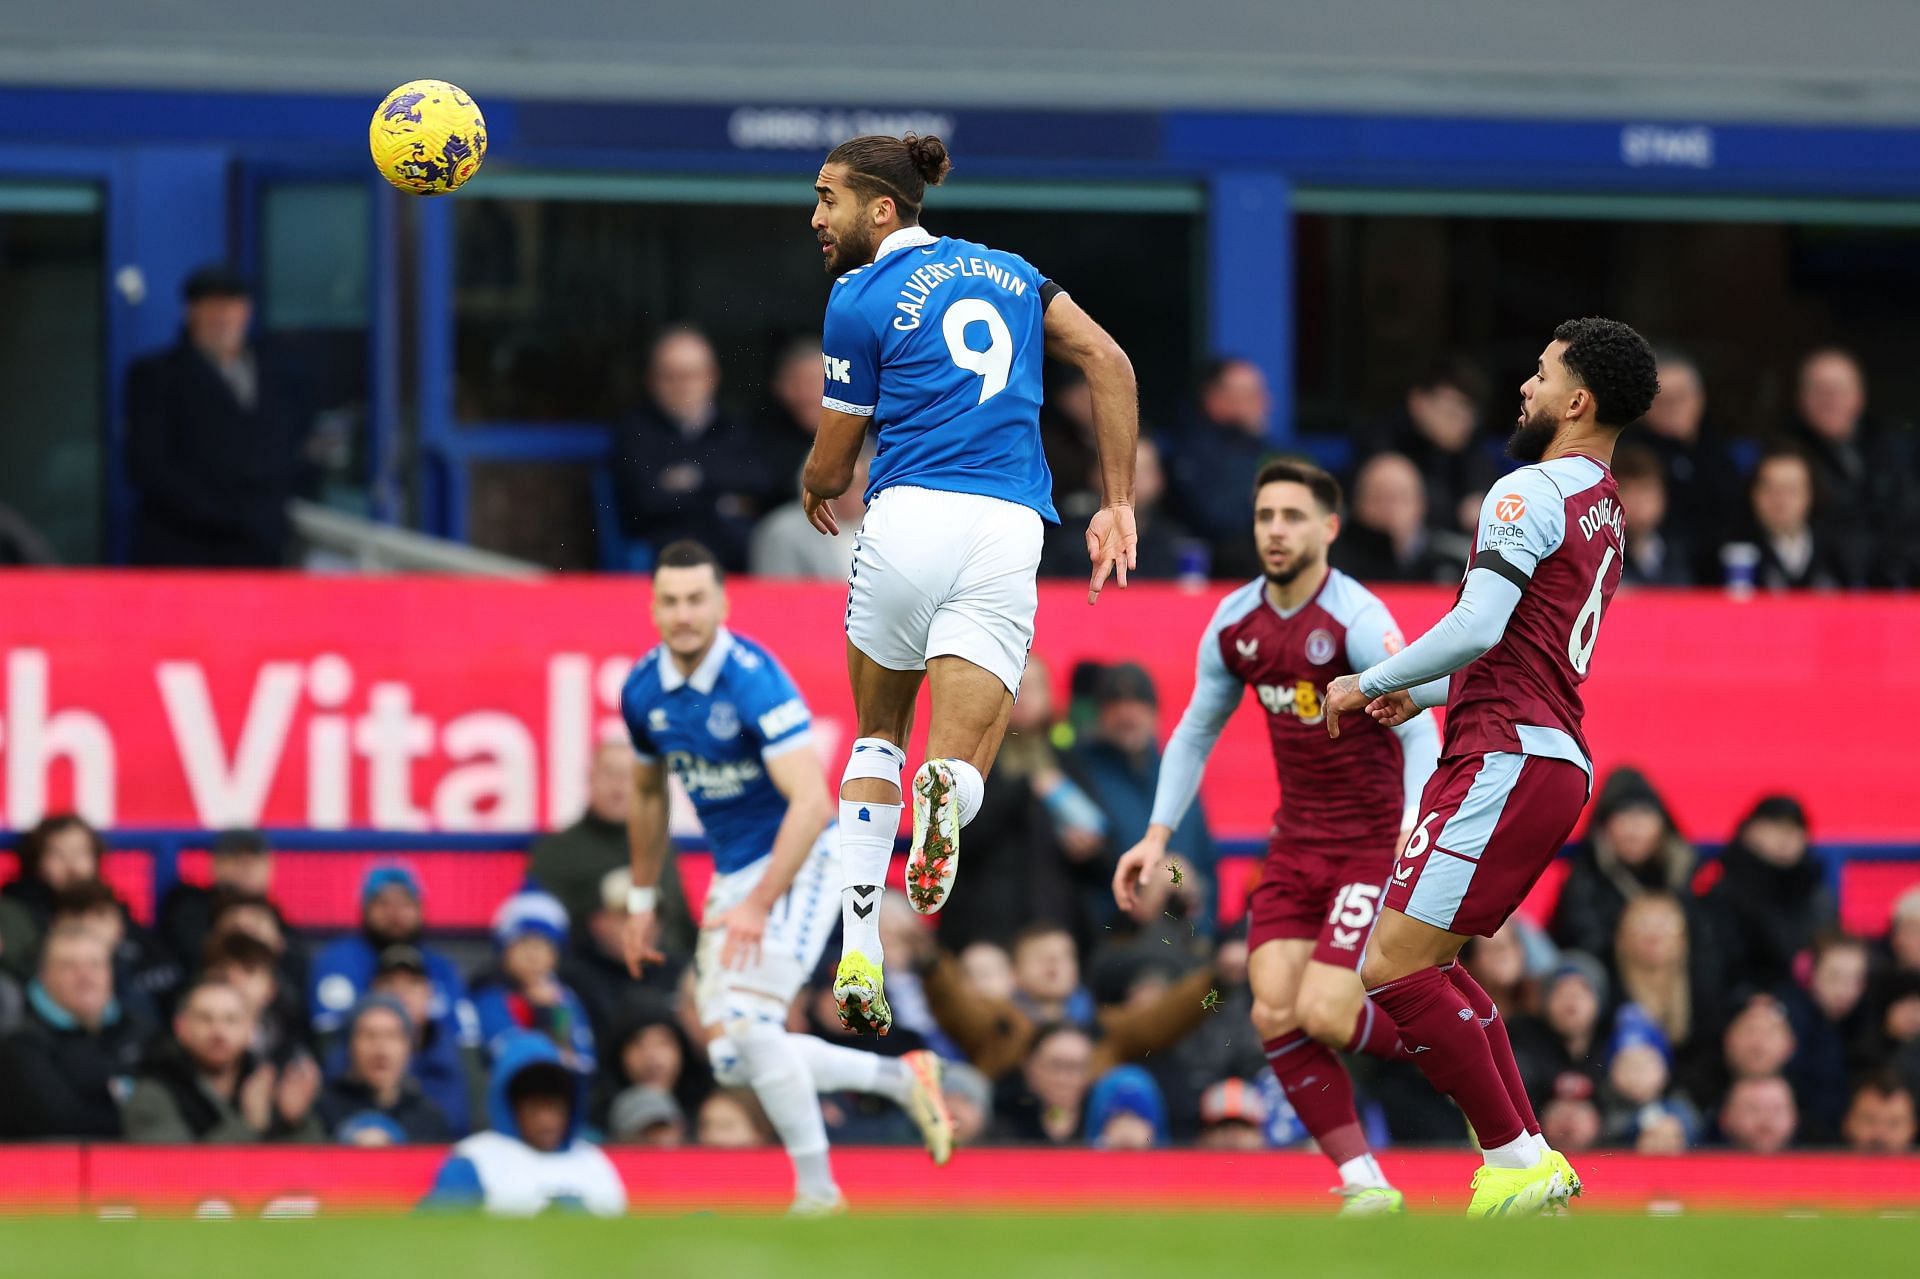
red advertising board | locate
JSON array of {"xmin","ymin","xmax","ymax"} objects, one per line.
[
  {"xmin": 1, "ymin": 573, "xmax": 1915, "ymax": 844},
  {"xmin": 6, "ymin": 1145, "xmax": 1917, "ymax": 1216}
]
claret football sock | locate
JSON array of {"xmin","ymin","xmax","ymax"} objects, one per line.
[
  {"xmin": 1368, "ymin": 965, "xmax": 1528, "ymax": 1159},
  {"xmin": 1264, "ymin": 1031, "xmax": 1371, "ymax": 1167},
  {"xmin": 1345, "ymin": 998, "xmax": 1407, "ymax": 1060},
  {"xmin": 1443, "ymin": 961, "xmax": 1542, "ymax": 1138}
]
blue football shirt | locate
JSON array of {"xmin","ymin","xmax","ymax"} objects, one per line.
[
  {"xmin": 820, "ymin": 225, "xmax": 1058, "ymax": 522},
  {"xmin": 620, "ymin": 629, "xmax": 815, "ymax": 876}
]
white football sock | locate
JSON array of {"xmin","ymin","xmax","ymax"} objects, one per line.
[
  {"xmin": 839, "ymin": 798, "xmax": 900, "ymax": 962},
  {"xmin": 946, "ymin": 759, "xmax": 985, "ymax": 828},
  {"xmin": 731, "ymin": 1021, "xmax": 837, "ymax": 1200},
  {"xmin": 1481, "ymin": 1133, "xmax": 1542, "ymax": 1170},
  {"xmin": 1337, "ymin": 1153, "xmax": 1390, "ymax": 1191},
  {"xmin": 786, "ymin": 1035, "xmax": 912, "ymax": 1104}
]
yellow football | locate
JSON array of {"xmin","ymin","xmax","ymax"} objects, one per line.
[{"xmin": 369, "ymin": 80, "xmax": 488, "ymax": 196}]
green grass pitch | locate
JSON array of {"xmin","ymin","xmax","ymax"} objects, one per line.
[{"xmin": 6, "ymin": 1212, "xmax": 1917, "ymax": 1279}]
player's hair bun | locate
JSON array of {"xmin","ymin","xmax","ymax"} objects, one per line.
[{"xmin": 904, "ymin": 133, "xmax": 951, "ymax": 187}]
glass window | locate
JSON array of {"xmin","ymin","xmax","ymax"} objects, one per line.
[{"xmin": 0, "ymin": 186, "xmax": 104, "ymax": 563}]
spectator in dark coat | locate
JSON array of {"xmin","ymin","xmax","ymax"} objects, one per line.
[
  {"xmin": 1548, "ymin": 768, "xmax": 1696, "ymax": 968},
  {"xmin": 369, "ymin": 944, "xmax": 480, "ymax": 1137},
  {"xmin": 2, "ymin": 813, "xmax": 107, "ymax": 937},
  {"xmin": 608, "ymin": 326, "xmax": 769, "ymax": 570},
  {"xmin": 157, "ymin": 829, "xmax": 285, "ymax": 973},
  {"xmin": 1783, "ymin": 347, "xmax": 1919, "ymax": 587},
  {"xmin": 121, "ymin": 979, "xmax": 324, "ymax": 1143},
  {"xmin": 1163, "ymin": 358, "xmax": 1273, "ymax": 577},
  {"xmin": 1510, "ymin": 954, "xmax": 1609, "ymax": 1108},
  {"xmin": 202, "ymin": 931, "xmax": 310, "ymax": 1069},
  {"xmin": 1063, "ymin": 664, "xmax": 1215, "ymax": 934},
  {"xmin": 1779, "ymin": 933, "xmax": 1873, "ymax": 1144},
  {"xmin": 124, "ymin": 265, "xmax": 314, "ymax": 567},
  {"xmin": 1635, "ymin": 350, "xmax": 1743, "ymax": 576},
  {"xmin": 318, "ymin": 995, "xmax": 453, "ymax": 1144},
  {"xmin": 1040, "ymin": 438, "xmax": 1198, "ymax": 582},
  {"xmin": 0, "ymin": 924, "xmax": 151, "ymax": 1139},
  {"xmin": 1720, "ymin": 449, "xmax": 1858, "ymax": 591},
  {"xmin": 1041, "ymin": 366, "xmax": 1102, "ymax": 521},
  {"xmin": 1355, "ymin": 358, "xmax": 1501, "ymax": 539},
  {"xmin": 1614, "ymin": 443, "xmax": 1694, "ymax": 586},
  {"xmin": 993, "ymin": 1023, "xmax": 1095, "ymax": 1145},
  {"xmin": 748, "ymin": 336, "xmax": 825, "ymax": 509},
  {"xmin": 1329, "ymin": 452, "xmax": 1468, "ymax": 585},
  {"xmin": 1703, "ymin": 795, "xmax": 1836, "ymax": 994},
  {"xmin": 51, "ymin": 879, "xmax": 176, "ymax": 1030}
]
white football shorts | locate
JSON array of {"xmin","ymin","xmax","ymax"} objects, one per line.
[
  {"xmin": 844, "ymin": 484, "xmax": 1044, "ymax": 697},
  {"xmin": 694, "ymin": 826, "xmax": 840, "ymax": 1027}
]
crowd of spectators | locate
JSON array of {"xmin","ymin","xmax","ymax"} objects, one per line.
[{"xmin": 1, "ymin": 668, "xmax": 1915, "ymax": 1159}]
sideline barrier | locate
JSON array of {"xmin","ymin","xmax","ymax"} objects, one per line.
[
  {"xmin": 3, "ymin": 1146, "xmax": 1917, "ymax": 1216},
  {"xmin": 3, "ymin": 574, "xmax": 1919, "ymax": 845}
]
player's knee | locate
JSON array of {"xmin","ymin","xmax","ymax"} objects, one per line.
[
  {"xmin": 1297, "ymin": 988, "xmax": 1361, "ymax": 1046},
  {"xmin": 707, "ymin": 1034, "xmax": 752, "ymax": 1088},
  {"xmin": 1250, "ymin": 999, "xmax": 1300, "ymax": 1042}
]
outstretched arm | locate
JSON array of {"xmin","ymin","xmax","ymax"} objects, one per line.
[{"xmin": 1044, "ymin": 292, "xmax": 1138, "ymax": 602}]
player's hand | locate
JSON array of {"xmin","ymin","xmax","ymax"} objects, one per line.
[
  {"xmin": 1111, "ymin": 834, "xmax": 1169, "ymax": 913},
  {"xmin": 715, "ymin": 899, "xmax": 769, "ymax": 972},
  {"xmin": 1086, "ymin": 504, "xmax": 1138, "ymax": 604},
  {"xmin": 274, "ymin": 1055, "xmax": 321, "ymax": 1125},
  {"xmin": 1323, "ymin": 674, "xmax": 1370, "ymax": 739},
  {"xmin": 1365, "ymin": 690, "xmax": 1419, "ymax": 728},
  {"xmin": 802, "ymin": 487, "xmax": 840, "ymax": 537},
  {"xmin": 623, "ymin": 909, "xmax": 666, "ymax": 978}
]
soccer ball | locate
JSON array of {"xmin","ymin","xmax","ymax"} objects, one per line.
[{"xmin": 369, "ymin": 80, "xmax": 488, "ymax": 196}]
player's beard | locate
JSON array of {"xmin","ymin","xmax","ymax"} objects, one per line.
[
  {"xmin": 824, "ymin": 221, "xmax": 878, "ymax": 277},
  {"xmin": 1506, "ymin": 406, "xmax": 1560, "ymax": 462},
  {"xmin": 1264, "ymin": 547, "xmax": 1321, "ymax": 588}
]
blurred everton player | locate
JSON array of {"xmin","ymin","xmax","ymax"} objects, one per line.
[
  {"xmin": 1112, "ymin": 460, "xmax": 1438, "ymax": 1215},
  {"xmin": 801, "ymin": 134, "xmax": 1139, "ymax": 1034},
  {"xmin": 1323, "ymin": 318, "xmax": 1659, "ymax": 1216},
  {"xmin": 620, "ymin": 540, "xmax": 952, "ymax": 1214}
]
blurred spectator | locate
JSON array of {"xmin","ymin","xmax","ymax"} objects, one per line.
[
  {"xmin": 1085, "ymin": 1064, "xmax": 1169, "ymax": 1149},
  {"xmin": 1510, "ymin": 954, "xmax": 1609, "ymax": 1104},
  {"xmin": 0, "ymin": 894, "xmax": 35, "ymax": 986},
  {"xmin": 1613, "ymin": 893, "xmax": 1723, "ymax": 1083},
  {"xmin": 423, "ymin": 1032, "xmax": 626, "ymax": 1216},
  {"xmin": 205, "ymin": 889, "xmax": 308, "ymax": 1025},
  {"xmin": 938, "ymin": 658, "xmax": 1097, "ymax": 953},
  {"xmin": 317, "ymin": 994, "xmax": 453, "ymax": 1144},
  {"xmin": 121, "ymin": 980, "xmax": 323, "ymax": 1142},
  {"xmin": 473, "ymin": 890, "xmax": 596, "ymax": 1072},
  {"xmin": 1010, "ymin": 924, "xmax": 1096, "ymax": 1030},
  {"xmin": 996, "ymin": 1023, "xmax": 1096, "ymax": 1144},
  {"xmin": 1328, "ymin": 452, "xmax": 1467, "ymax": 584},
  {"xmin": 598, "ymin": 999, "xmax": 710, "ymax": 1130},
  {"xmin": 1599, "ymin": 1003, "xmax": 1702, "ymax": 1152},
  {"xmin": 1722, "ymin": 449, "xmax": 1855, "ymax": 591},
  {"xmin": 1614, "ymin": 444, "xmax": 1693, "ymax": 586},
  {"xmin": 1783, "ymin": 347, "xmax": 1917, "ymax": 588},
  {"xmin": 697, "ymin": 1088, "xmax": 775, "ymax": 1148},
  {"xmin": 958, "ymin": 942, "xmax": 1016, "ymax": 1002},
  {"xmin": 0, "ymin": 924, "xmax": 149, "ymax": 1139},
  {"xmin": 369, "ymin": 944, "xmax": 478, "ymax": 1137},
  {"xmin": 202, "ymin": 931, "xmax": 308, "ymax": 1068},
  {"xmin": 1540, "ymin": 1092, "xmax": 1603, "ymax": 1155},
  {"xmin": 1064, "ymin": 663, "xmax": 1215, "ymax": 933},
  {"xmin": 1721, "ymin": 995, "xmax": 1799, "ymax": 1120},
  {"xmin": 310, "ymin": 864, "xmax": 477, "ymax": 1058},
  {"xmin": 1780, "ymin": 932, "xmax": 1873, "ymax": 1144},
  {"xmin": 1637, "ymin": 350, "xmax": 1741, "ymax": 571},
  {"xmin": 751, "ymin": 441, "xmax": 872, "ymax": 579},
  {"xmin": 1842, "ymin": 1073, "xmax": 1916, "ymax": 1153},
  {"xmin": 751, "ymin": 336, "xmax": 826, "ymax": 504},
  {"xmin": 1717, "ymin": 1075, "xmax": 1798, "ymax": 1153},
  {"xmin": 50, "ymin": 880, "xmax": 175, "ymax": 1029},
  {"xmin": 124, "ymin": 265, "xmax": 314, "ymax": 567},
  {"xmin": 1356, "ymin": 359, "xmax": 1500, "ymax": 539},
  {"xmin": 1041, "ymin": 438, "xmax": 1197, "ymax": 581},
  {"xmin": 1862, "ymin": 890, "xmax": 1920, "ymax": 1079},
  {"xmin": 608, "ymin": 326, "xmax": 768, "ymax": 570},
  {"xmin": 157, "ymin": 830, "xmax": 283, "ymax": 972},
  {"xmin": 1460, "ymin": 923, "xmax": 1539, "ymax": 1020},
  {"xmin": 940, "ymin": 1061, "xmax": 994, "ymax": 1148},
  {"xmin": 530, "ymin": 740, "xmax": 692, "ymax": 956},
  {"xmin": 1704, "ymin": 795, "xmax": 1834, "ymax": 993},
  {"xmin": 2, "ymin": 814, "xmax": 106, "ymax": 937},
  {"xmin": 1549, "ymin": 768, "xmax": 1695, "ymax": 967},
  {"xmin": 1042, "ymin": 366, "xmax": 1102, "ymax": 520},
  {"xmin": 608, "ymin": 1086, "xmax": 686, "ymax": 1146},
  {"xmin": 1196, "ymin": 1078, "xmax": 1269, "ymax": 1151},
  {"xmin": 1164, "ymin": 357, "xmax": 1272, "ymax": 577},
  {"xmin": 563, "ymin": 869, "xmax": 673, "ymax": 1054}
]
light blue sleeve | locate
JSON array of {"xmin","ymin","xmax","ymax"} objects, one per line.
[
  {"xmin": 1344, "ymin": 601, "xmax": 1441, "ymax": 827},
  {"xmin": 1356, "ymin": 569, "xmax": 1523, "ymax": 698},
  {"xmin": 820, "ymin": 286, "xmax": 881, "ymax": 416},
  {"xmin": 1148, "ymin": 613, "xmax": 1244, "ymax": 831},
  {"xmin": 1471, "ymin": 468, "xmax": 1569, "ymax": 580}
]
